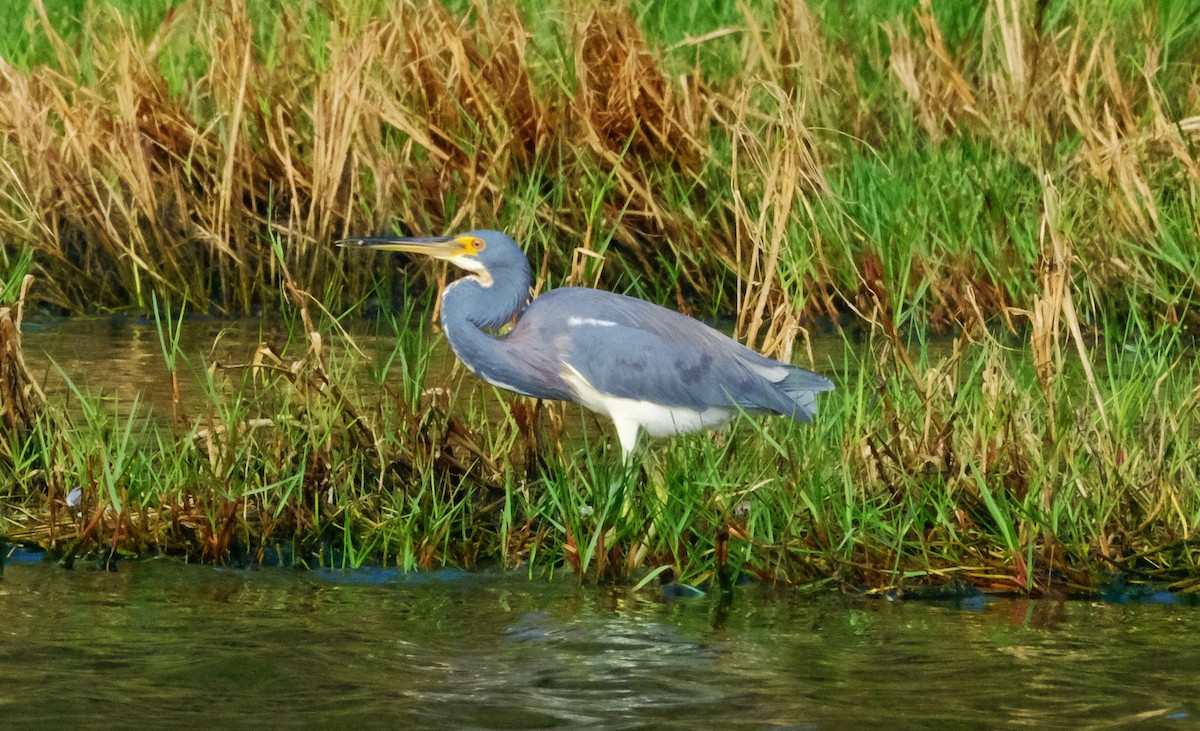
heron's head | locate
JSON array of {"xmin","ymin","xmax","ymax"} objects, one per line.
[{"xmin": 338, "ymin": 229, "xmax": 527, "ymax": 287}]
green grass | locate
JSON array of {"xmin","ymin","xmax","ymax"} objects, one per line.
[{"xmin": 4, "ymin": 290, "xmax": 1198, "ymax": 594}]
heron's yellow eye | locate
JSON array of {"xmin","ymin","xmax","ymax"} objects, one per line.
[{"xmin": 456, "ymin": 236, "xmax": 486, "ymax": 255}]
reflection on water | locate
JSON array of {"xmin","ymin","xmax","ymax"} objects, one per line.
[
  {"xmin": 0, "ymin": 556, "xmax": 1194, "ymax": 728},
  {"xmin": 19, "ymin": 316, "xmax": 417, "ymax": 415}
]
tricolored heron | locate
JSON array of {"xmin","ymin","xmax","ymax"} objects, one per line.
[{"xmin": 340, "ymin": 230, "xmax": 834, "ymax": 461}]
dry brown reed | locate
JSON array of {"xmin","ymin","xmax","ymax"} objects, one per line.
[
  {"xmin": 0, "ymin": 276, "xmax": 44, "ymax": 448},
  {"xmin": 730, "ymin": 82, "xmax": 828, "ymax": 361},
  {"xmin": 0, "ymin": 0, "xmax": 1196, "ymax": 331}
]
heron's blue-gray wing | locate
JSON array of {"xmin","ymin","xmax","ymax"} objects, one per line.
[
  {"xmin": 561, "ymin": 323, "xmax": 738, "ymax": 410},
  {"xmin": 514, "ymin": 287, "xmax": 833, "ymax": 418}
]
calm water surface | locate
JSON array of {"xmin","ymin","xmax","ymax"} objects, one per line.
[{"xmin": 0, "ymin": 554, "xmax": 1196, "ymax": 729}]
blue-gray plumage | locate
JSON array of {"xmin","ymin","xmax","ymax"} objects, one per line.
[{"xmin": 339, "ymin": 230, "xmax": 834, "ymax": 460}]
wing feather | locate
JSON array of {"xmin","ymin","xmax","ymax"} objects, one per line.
[{"xmin": 512, "ymin": 288, "xmax": 833, "ymax": 417}]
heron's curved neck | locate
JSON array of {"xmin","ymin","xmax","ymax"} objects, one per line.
[
  {"xmin": 440, "ymin": 270, "xmax": 530, "ymax": 334},
  {"xmin": 438, "ymin": 268, "xmax": 530, "ymax": 382}
]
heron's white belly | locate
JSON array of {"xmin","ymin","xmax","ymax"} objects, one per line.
[
  {"xmin": 610, "ymin": 399, "xmax": 735, "ymax": 437},
  {"xmin": 562, "ymin": 365, "xmax": 734, "ymax": 436}
]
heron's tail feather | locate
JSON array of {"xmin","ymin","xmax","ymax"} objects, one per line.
[{"xmin": 776, "ymin": 367, "xmax": 835, "ymax": 422}]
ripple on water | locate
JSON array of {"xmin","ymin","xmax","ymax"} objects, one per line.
[{"xmin": 0, "ymin": 561, "xmax": 1197, "ymax": 728}]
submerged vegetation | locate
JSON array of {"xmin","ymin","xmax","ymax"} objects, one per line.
[{"xmin": 1, "ymin": 0, "xmax": 1199, "ymax": 594}]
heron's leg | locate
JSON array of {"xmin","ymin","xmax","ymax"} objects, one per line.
[
  {"xmin": 621, "ymin": 456, "xmax": 650, "ymax": 518},
  {"xmin": 613, "ymin": 417, "xmax": 640, "ymax": 464},
  {"xmin": 603, "ymin": 418, "xmax": 644, "ymax": 521}
]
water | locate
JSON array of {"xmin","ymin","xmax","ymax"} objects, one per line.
[
  {"xmin": 19, "ymin": 315, "xmax": 416, "ymax": 415},
  {"xmin": 0, "ymin": 555, "xmax": 1196, "ymax": 728}
]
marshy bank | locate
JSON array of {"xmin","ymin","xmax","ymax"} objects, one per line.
[
  {"xmin": 1, "ymin": 0, "xmax": 1199, "ymax": 594},
  {"xmin": 3, "ymin": 290, "xmax": 1198, "ymax": 595}
]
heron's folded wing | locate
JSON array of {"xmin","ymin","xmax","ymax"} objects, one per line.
[
  {"xmin": 560, "ymin": 322, "xmax": 770, "ymax": 413},
  {"xmin": 523, "ymin": 287, "xmax": 831, "ymax": 416}
]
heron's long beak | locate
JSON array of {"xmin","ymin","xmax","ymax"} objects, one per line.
[{"xmin": 337, "ymin": 234, "xmax": 465, "ymax": 259}]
